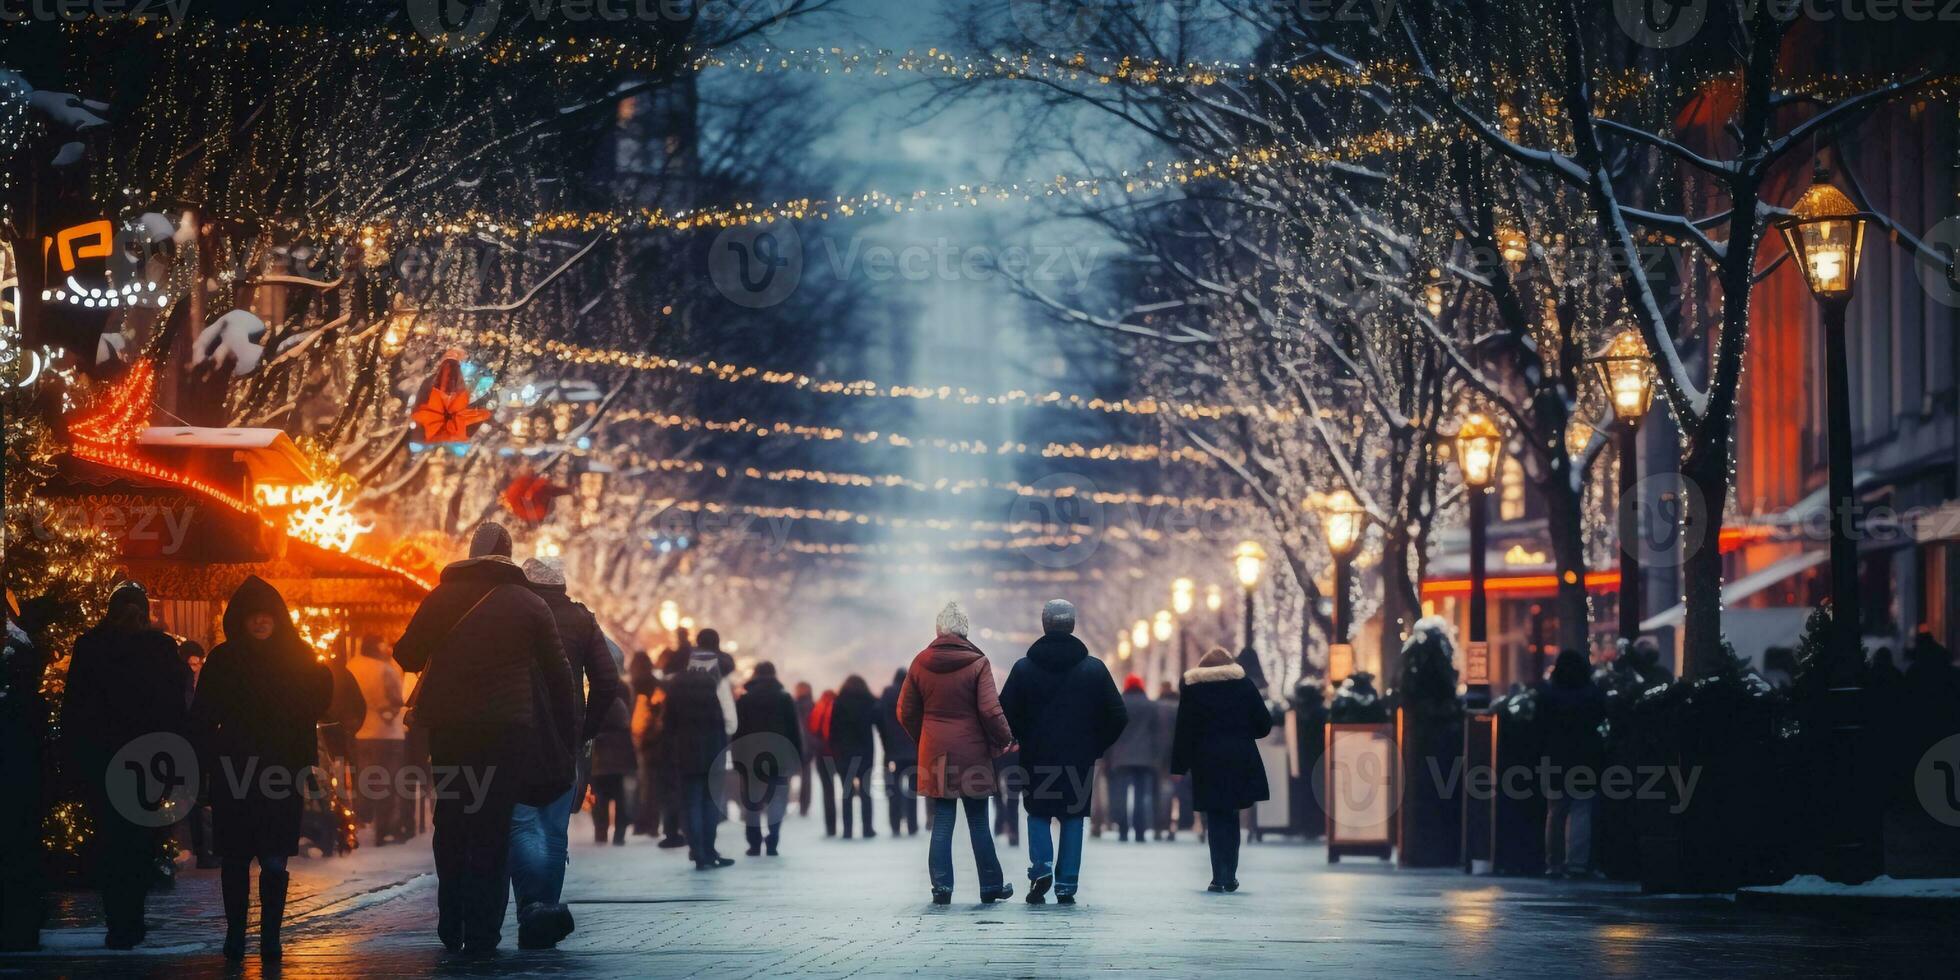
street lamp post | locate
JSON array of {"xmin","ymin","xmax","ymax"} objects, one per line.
[
  {"xmin": 1455, "ymin": 412, "xmax": 1503, "ymax": 704},
  {"xmin": 1234, "ymin": 539, "xmax": 1267, "ymax": 673},
  {"xmin": 1319, "ymin": 490, "xmax": 1366, "ymax": 681},
  {"xmin": 1172, "ymin": 578, "xmax": 1196, "ymax": 675},
  {"xmin": 1774, "ymin": 167, "xmax": 1877, "ymax": 884},
  {"xmin": 1587, "ymin": 328, "xmax": 1656, "ymax": 647}
]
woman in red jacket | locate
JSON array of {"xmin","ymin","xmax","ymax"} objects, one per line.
[{"xmin": 898, "ymin": 602, "xmax": 1015, "ymax": 905}]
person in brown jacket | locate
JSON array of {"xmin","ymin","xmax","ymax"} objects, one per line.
[{"xmin": 898, "ymin": 602, "xmax": 1015, "ymax": 905}]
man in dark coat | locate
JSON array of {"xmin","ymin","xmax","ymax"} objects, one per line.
[
  {"xmin": 665, "ymin": 629, "xmax": 738, "ymax": 869},
  {"xmin": 733, "ymin": 661, "xmax": 803, "ymax": 855},
  {"xmin": 507, "ymin": 556, "xmax": 624, "ymax": 949},
  {"xmin": 793, "ymin": 681, "xmax": 816, "ymax": 817},
  {"xmin": 999, "ymin": 600, "xmax": 1126, "ymax": 904},
  {"xmin": 393, "ymin": 523, "xmax": 574, "ymax": 954},
  {"xmin": 190, "ymin": 576, "xmax": 333, "ymax": 961},
  {"xmin": 1172, "ymin": 648, "xmax": 1273, "ymax": 892},
  {"xmin": 827, "ymin": 675, "xmax": 880, "ymax": 839},
  {"xmin": 60, "ymin": 583, "xmax": 188, "ymax": 949},
  {"xmin": 1535, "ymin": 649, "xmax": 1606, "ymax": 877},
  {"xmin": 876, "ymin": 668, "xmax": 919, "ymax": 836}
]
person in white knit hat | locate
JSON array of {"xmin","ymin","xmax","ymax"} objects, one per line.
[{"xmin": 897, "ymin": 602, "xmax": 1015, "ymax": 904}]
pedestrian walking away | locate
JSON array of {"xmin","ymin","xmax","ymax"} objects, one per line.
[
  {"xmin": 1172, "ymin": 648, "xmax": 1272, "ymax": 893},
  {"xmin": 877, "ymin": 668, "xmax": 920, "ymax": 836},
  {"xmin": 999, "ymin": 599, "xmax": 1127, "ymax": 905},
  {"xmin": 1536, "ymin": 649, "xmax": 1606, "ymax": 878},
  {"xmin": 588, "ymin": 688, "xmax": 635, "ymax": 847},
  {"xmin": 828, "ymin": 674, "xmax": 880, "ymax": 839},
  {"xmin": 808, "ymin": 688, "xmax": 840, "ymax": 836},
  {"xmin": 667, "ymin": 628, "xmax": 740, "ymax": 869},
  {"xmin": 346, "ymin": 635, "xmax": 410, "ymax": 846},
  {"xmin": 733, "ymin": 661, "xmax": 805, "ymax": 856},
  {"xmin": 1106, "ymin": 673, "xmax": 1159, "ymax": 843},
  {"xmin": 898, "ymin": 602, "xmax": 1016, "ymax": 905},
  {"xmin": 189, "ymin": 577, "xmax": 334, "ymax": 961},
  {"xmin": 393, "ymin": 523, "xmax": 575, "ymax": 954}
]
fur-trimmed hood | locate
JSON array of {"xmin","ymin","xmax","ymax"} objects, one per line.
[{"xmin": 1183, "ymin": 662, "xmax": 1246, "ymax": 686}]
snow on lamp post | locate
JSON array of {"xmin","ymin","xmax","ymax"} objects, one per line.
[
  {"xmin": 1586, "ymin": 329, "xmax": 1655, "ymax": 647},
  {"xmin": 1455, "ymin": 412, "xmax": 1503, "ymax": 702},
  {"xmin": 1773, "ymin": 167, "xmax": 1877, "ymax": 885}
]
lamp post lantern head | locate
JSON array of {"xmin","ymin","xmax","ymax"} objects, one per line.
[
  {"xmin": 1319, "ymin": 488, "xmax": 1366, "ymax": 559},
  {"xmin": 1205, "ymin": 583, "xmax": 1224, "ymax": 611},
  {"xmin": 1454, "ymin": 412, "xmax": 1503, "ymax": 488},
  {"xmin": 657, "ymin": 599, "xmax": 680, "ymax": 633},
  {"xmin": 1118, "ymin": 635, "xmax": 1133, "ymax": 660},
  {"xmin": 1565, "ymin": 416, "xmax": 1600, "ymax": 459},
  {"xmin": 1233, "ymin": 540, "xmax": 1267, "ymax": 591},
  {"xmin": 1153, "ymin": 610, "xmax": 1174, "ymax": 643},
  {"xmin": 1588, "ymin": 328, "xmax": 1656, "ymax": 421},
  {"xmin": 1774, "ymin": 169, "xmax": 1870, "ymax": 305},
  {"xmin": 1132, "ymin": 619, "xmax": 1152, "ymax": 650}
]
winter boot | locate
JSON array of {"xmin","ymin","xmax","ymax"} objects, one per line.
[
  {"xmin": 258, "ymin": 868, "xmax": 289, "ymax": 961},
  {"xmin": 745, "ymin": 826, "xmax": 763, "ymax": 857},
  {"xmin": 220, "ymin": 862, "xmax": 250, "ymax": 961}
]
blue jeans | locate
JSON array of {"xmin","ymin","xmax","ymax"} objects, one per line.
[
  {"xmin": 683, "ymin": 775, "xmax": 721, "ymax": 862},
  {"xmin": 1111, "ymin": 765, "xmax": 1155, "ymax": 839},
  {"xmin": 508, "ymin": 787, "xmax": 575, "ymax": 909},
  {"xmin": 927, "ymin": 796, "xmax": 1002, "ymax": 897},
  {"xmin": 1025, "ymin": 814, "xmax": 1085, "ymax": 896}
]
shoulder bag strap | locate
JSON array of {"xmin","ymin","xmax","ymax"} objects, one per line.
[{"xmin": 405, "ymin": 584, "xmax": 505, "ymax": 714}]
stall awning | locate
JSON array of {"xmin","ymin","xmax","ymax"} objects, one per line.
[{"xmin": 1638, "ymin": 549, "xmax": 1827, "ymax": 633}]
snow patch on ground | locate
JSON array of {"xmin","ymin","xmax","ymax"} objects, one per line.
[{"xmin": 1745, "ymin": 875, "xmax": 1960, "ymax": 899}]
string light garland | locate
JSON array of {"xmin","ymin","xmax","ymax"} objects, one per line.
[
  {"xmin": 605, "ymin": 407, "xmax": 1216, "ymax": 463},
  {"xmin": 609, "ymin": 455, "xmax": 1248, "ymax": 509}
]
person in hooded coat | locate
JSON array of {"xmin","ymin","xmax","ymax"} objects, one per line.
[
  {"xmin": 508, "ymin": 556, "xmax": 624, "ymax": 949},
  {"xmin": 393, "ymin": 523, "xmax": 574, "ymax": 954},
  {"xmin": 189, "ymin": 576, "xmax": 333, "ymax": 961},
  {"xmin": 808, "ymin": 688, "xmax": 840, "ymax": 836},
  {"xmin": 1172, "ymin": 647, "xmax": 1272, "ymax": 893},
  {"xmin": 876, "ymin": 667, "xmax": 919, "ymax": 836},
  {"xmin": 587, "ymin": 688, "xmax": 635, "ymax": 846},
  {"xmin": 1105, "ymin": 674, "xmax": 1159, "ymax": 843},
  {"xmin": 827, "ymin": 674, "xmax": 880, "ymax": 839},
  {"xmin": 60, "ymin": 583, "xmax": 188, "ymax": 950},
  {"xmin": 1535, "ymin": 648, "xmax": 1606, "ymax": 877},
  {"xmin": 898, "ymin": 602, "xmax": 1015, "ymax": 904},
  {"xmin": 999, "ymin": 600, "xmax": 1126, "ymax": 904},
  {"xmin": 665, "ymin": 628, "xmax": 739, "ymax": 869},
  {"xmin": 732, "ymin": 661, "xmax": 803, "ymax": 856}
]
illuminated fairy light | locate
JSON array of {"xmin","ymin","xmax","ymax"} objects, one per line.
[
  {"xmin": 605, "ymin": 407, "xmax": 1215, "ymax": 463},
  {"xmin": 609, "ymin": 455, "xmax": 1248, "ymax": 509},
  {"xmin": 254, "ymin": 481, "xmax": 375, "ymax": 553},
  {"xmin": 453, "ymin": 327, "xmax": 1287, "ymax": 421}
]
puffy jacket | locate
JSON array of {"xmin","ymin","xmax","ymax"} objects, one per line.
[
  {"xmin": 392, "ymin": 557, "xmax": 573, "ymax": 751},
  {"xmin": 898, "ymin": 634, "xmax": 1012, "ymax": 798}
]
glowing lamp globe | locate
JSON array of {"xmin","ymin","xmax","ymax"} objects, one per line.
[
  {"xmin": 1205, "ymin": 584, "xmax": 1224, "ymax": 611},
  {"xmin": 1774, "ymin": 169, "xmax": 1870, "ymax": 305},
  {"xmin": 1153, "ymin": 610, "xmax": 1174, "ymax": 643},
  {"xmin": 1171, "ymin": 578, "xmax": 1195, "ymax": 615},
  {"xmin": 1566, "ymin": 417, "xmax": 1599, "ymax": 459},
  {"xmin": 1132, "ymin": 619, "xmax": 1151, "ymax": 650},
  {"xmin": 1320, "ymin": 489, "xmax": 1366, "ymax": 559},
  {"xmin": 1233, "ymin": 540, "xmax": 1267, "ymax": 591},
  {"xmin": 1588, "ymin": 329, "xmax": 1655, "ymax": 420},
  {"xmin": 1454, "ymin": 412, "xmax": 1503, "ymax": 488},
  {"xmin": 658, "ymin": 600, "xmax": 680, "ymax": 632}
]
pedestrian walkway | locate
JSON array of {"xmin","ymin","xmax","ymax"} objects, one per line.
[{"xmin": 8, "ymin": 814, "xmax": 1955, "ymax": 977}]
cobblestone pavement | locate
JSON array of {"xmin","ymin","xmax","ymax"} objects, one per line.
[{"xmin": 5, "ymin": 813, "xmax": 1953, "ymax": 978}]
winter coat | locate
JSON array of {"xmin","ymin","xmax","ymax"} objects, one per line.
[
  {"xmin": 1105, "ymin": 689, "xmax": 1160, "ymax": 769},
  {"xmin": 61, "ymin": 615, "xmax": 189, "ymax": 808},
  {"xmin": 347, "ymin": 653, "xmax": 406, "ymax": 741},
  {"xmin": 807, "ymin": 692, "xmax": 836, "ymax": 758},
  {"xmin": 189, "ymin": 576, "xmax": 334, "ymax": 858},
  {"xmin": 393, "ymin": 557, "xmax": 574, "ymax": 768},
  {"xmin": 733, "ymin": 675, "xmax": 804, "ymax": 785},
  {"xmin": 898, "ymin": 634, "xmax": 1013, "ymax": 798},
  {"xmin": 1535, "ymin": 675, "xmax": 1607, "ymax": 771},
  {"xmin": 589, "ymin": 690, "xmax": 636, "ymax": 778},
  {"xmin": 665, "ymin": 650, "xmax": 738, "ymax": 776},
  {"xmin": 875, "ymin": 677, "xmax": 917, "ymax": 764},
  {"xmin": 827, "ymin": 686, "xmax": 880, "ymax": 772},
  {"xmin": 1171, "ymin": 661, "xmax": 1273, "ymax": 812},
  {"xmin": 998, "ymin": 633, "xmax": 1127, "ymax": 818},
  {"xmin": 528, "ymin": 581, "xmax": 625, "ymax": 745}
]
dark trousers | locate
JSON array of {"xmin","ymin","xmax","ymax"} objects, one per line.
[
  {"xmin": 885, "ymin": 760, "xmax": 919, "ymax": 835},
  {"xmin": 354, "ymin": 738, "xmax": 409, "ymax": 843},
  {"xmin": 590, "ymin": 774, "xmax": 628, "ymax": 844},
  {"xmin": 928, "ymin": 796, "xmax": 1003, "ymax": 897},
  {"xmin": 682, "ymin": 774, "xmax": 720, "ymax": 862},
  {"xmin": 91, "ymin": 806, "xmax": 156, "ymax": 946},
  {"xmin": 1173, "ymin": 776, "xmax": 1197, "ymax": 830},
  {"xmin": 1203, "ymin": 809, "xmax": 1242, "ymax": 885},
  {"xmin": 1112, "ymin": 765, "xmax": 1155, "ymax": 840},
  {"xmin": 818, "ymin": 757, "xmax": 840, "ymax": 835},
  {"xmin": 992, "ymin": 789, "xmax": 1020, "ymax": 843},
  {"xmin": 838, "ymin": 757, "xmax": 875, "ymax": 837},
  {"xmin": 797, "ymin": 756, "xmax": 813, "ymax": 816},
  {"xmin": 431, "ymin": 785, "xmax": 517, "ymax": 951}
]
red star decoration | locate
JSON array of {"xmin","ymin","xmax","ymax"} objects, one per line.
[
  {"xmin": 501, "ymin": 470, "xmax": 571, "ymax": 524},
  {"xmin": 411, "ymin": 387, "xmax": 491, "ymax": 443}
]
